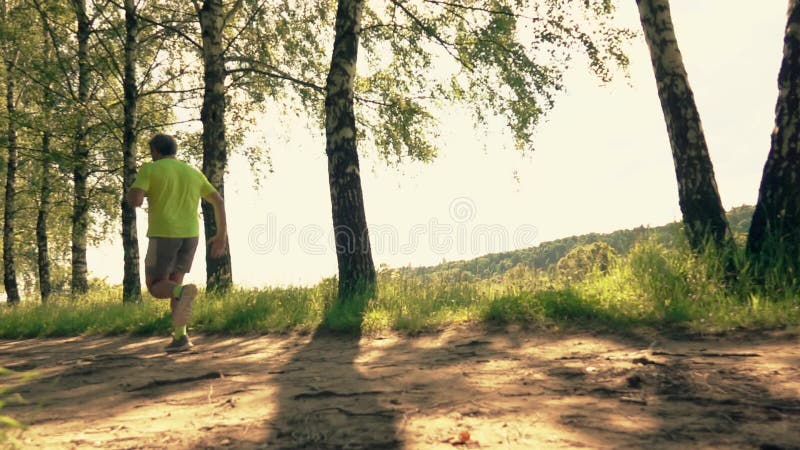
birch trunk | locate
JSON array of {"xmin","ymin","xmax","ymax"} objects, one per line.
[
  {"xmin": 636, "ymin": 0, "xmax": 732, "ymax": 252},
  {"xmin": 747, "ymin": 0, "xmax": 800, "ymax": 274},
  {"xmin": 37, "ymin": 132, "xmax": 52, "ymax": 302},
  {"xmin": 36, "ymin": 20, "xmax": 53, "ymax": 302},
  {"xmin": 2, "ymin": 0, "xmax": 20, "ymax": 303},
  {"xmin": 325, "ymin": 0, "xmax": 376, "ymax": 300},
  {"xmin": 121, "ymin": 0, "xmax": 141, "ymax": 302},
  {"xmin": 70, "ymin": 0, "xmax": 90, "ymax": 294},
  {"xmin": 199, "ymin": 0, "xmax": 232, "ymax": 291}
]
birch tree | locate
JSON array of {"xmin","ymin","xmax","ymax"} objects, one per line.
[
  {"xmin": 325, "ymin": 0, "xmax": 375, "ymax": 299},
  {"xmin": 146, "ymin": 0, "xmax": 330, "ymax": 292},
  {"xmin": 635, "ymin": 0, "xmax": 732, "ymax": 253},
  {"xmin": 29, "ymin": 0, "xmax": 153, "ymax": 298},
  {"xmin": 747, "ymin": 0, "xmax": 800, "ymax": 282},
  {"xmin": 68, "ymin": 0, "xmax": 91, "ymax": 294},
  {"xmin": 119, "ymin": 0, "xmax": 141, "ymax": 302},
  {"xmin": 195, "ymin": 0, "xmax": 232, "ymax": 292},
  {"xmin": 1, "ymin": 0, "xmax": 21, "ymax": 304}
]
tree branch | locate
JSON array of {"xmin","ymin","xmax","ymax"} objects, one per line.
[
  {"xmin": 226, "ymin": 62, "xmax": 324, "ymax": 93},
  {"xmin": 222, "ymin": 0, "xmax": 269, "ymax": 55},
  {"xmin": 422, "ymin": 0, "xmax": 537, "ymax": 20},
  {"xmin": 388, "ymin": 0, "xmax": 474, "ymax": 70},
  {"xmin": 137, "ymin": 13, "xmax": 202, "ymax": 51}
]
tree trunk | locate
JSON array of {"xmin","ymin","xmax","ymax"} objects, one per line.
[
  {"xmin": 636, "ymin": 0, "xmax": 732, "ymax": 252},
  {"xmin": 2, "ymin": 23, "xmax": 20, "ymax": 304},
  {"xmin": 36, "ymin": 16, "xmax": 54, "ymax": 303},
  {"xmin": 71, "ymin": 0, "xmax": 90, "ymax": 294},
  {"xmin": 37, "ymin": 132, "xmax": 52, "ymax": 302},
  {"xmin": 199, "ymin": 0, "xmax": 232, "ymax": 292},
  {"xmin": 121, "ymin": 0, "xmax": 142, "ymax": 303},
  {"xmin": 325, "ymin": 0, "xmax": 376, "ymax": 300},
  {"xmin": 747, "ymin": 0, "xmax": 800, "ymax": 276}
]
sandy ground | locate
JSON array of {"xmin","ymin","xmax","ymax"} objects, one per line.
[{"xmin": 1, "ymin": 325, "xmax": 799, "ymax": 449}]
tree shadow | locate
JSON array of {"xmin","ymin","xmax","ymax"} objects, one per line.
[
  {"xmin": 0, "ymin": 334, "xmax": 281, "ymax": 448},
  {"xmin": 262, "ymin": 297, "xmax": 402, "ymax": 449},
  {"xmin": 1, "ymin": 324, "xmax": 799, "ymax": 449},
  {"xmin": 538, "ymin": 330, "xmax": 800, "ymax": 449},
  {"xmin": 261, "ymin": 322, "xmax": 800, "ymax": 449}
]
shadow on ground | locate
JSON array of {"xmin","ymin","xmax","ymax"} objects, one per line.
[{"xmin": 1, "ymin": 323, "xmax": 799, "ymax": 449}]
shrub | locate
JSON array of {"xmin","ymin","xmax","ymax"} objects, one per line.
[{"xmin": 555, "ymin": 242, "xmax": 618, "ymax": 282}]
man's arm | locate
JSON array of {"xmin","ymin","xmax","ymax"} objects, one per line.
[
  {"xmin": 203, "ymin": 191, "xmax": 228, "ymax": 258},
  {"xmin": 127, "ymin": 188, "xmax": 146, "ymax": 208}
]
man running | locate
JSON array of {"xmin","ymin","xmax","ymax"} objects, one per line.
[{"xmin": 127, "ymin": 134, "xmax": 228, "ymax": 352}]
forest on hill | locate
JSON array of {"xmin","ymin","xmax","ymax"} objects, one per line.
[{"xmin": 399, "ymin": 205, "xmax": 756, "ymax": 281}]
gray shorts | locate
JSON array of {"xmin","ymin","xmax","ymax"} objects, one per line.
[{"xmin": 144, "ymin": 237, "xmax": 199, "ymax": 278}]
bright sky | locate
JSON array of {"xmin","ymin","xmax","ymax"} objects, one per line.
[{"xmin": 89, "ymin": 1, "xmax": 787, "ymax": 288}]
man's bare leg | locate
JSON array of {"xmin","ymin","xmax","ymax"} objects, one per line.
[
  {"xmin": 169, "ymin": 271, "xmax": 197, "ymax": 335},
  {"xmin": 168, "ymin": 272, "xmax": 186, "ymax": 320},
  {"xmin": 146, "ymin": 272, "xmax": 193, "ymax": 324},
  {"xmin": 146, "ymin": 274, "xmax": 179, "ymax": 299},
  {"xmin": 146, "ymin": 273, "xmax": 189, "ymax": 314},
  {"xmin": 148, "ymin": 272, "xmax": 195, "ymax": 352}
]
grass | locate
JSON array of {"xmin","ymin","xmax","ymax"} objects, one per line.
[
  {"xmin": 0, "ymin": 240, "xmax": 799, "ymax": 338},
  {"xmin": 1, "ymin": 366, "xmax": 35, "ymax": 448}
]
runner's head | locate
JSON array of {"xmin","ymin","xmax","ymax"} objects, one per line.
[{"xmin": 148, "ymin": 134, "xmax": 178, "ymax": 160}]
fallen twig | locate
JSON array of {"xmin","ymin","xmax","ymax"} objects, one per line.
[
  {"xmin": 128, "ymin": 371, "xmax": 227, "ymax": 391},
  {"xmin": 652, "ymin": 351, "xmax": 760, "ymax": 358},
  {"xmin": 293, "ymin": 389, "xmax": 387, "ymax": 400}
]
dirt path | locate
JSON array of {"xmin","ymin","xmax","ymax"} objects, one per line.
[{"xmin": 1, "ymin": 326, "xmax": 799, "ymax": 449}]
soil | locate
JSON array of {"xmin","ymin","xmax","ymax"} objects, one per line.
[{"xmin": 1, "ymin": 325, "xmax": 799, "ymax": 449}]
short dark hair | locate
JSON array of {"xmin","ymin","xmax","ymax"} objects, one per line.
[{"xmin": 149, "ymin": 134, "xmax": 177, "ymax": 156}]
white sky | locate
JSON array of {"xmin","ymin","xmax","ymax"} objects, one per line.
[{"xmin": 88, "ymin": 0, "xmax": 787, "ymax": 288}]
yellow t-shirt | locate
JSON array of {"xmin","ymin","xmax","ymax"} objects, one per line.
[{"xmin": 131, "ymin": 158, "xmax": 217, "ymax": 238}]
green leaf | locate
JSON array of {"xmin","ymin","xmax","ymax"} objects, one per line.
[{"xmin": 0, "ymin": 415, "xmax": 22, "ymax": 429}]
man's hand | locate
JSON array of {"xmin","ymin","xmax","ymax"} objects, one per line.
[
  {"xmin": 208, "ymin": 234, "xmax": 227, "ymax": 258},
  {"xmin": 127, "ymin": 188, "xmax": 146, "ymax": 208},
  {"xmin": 203, "ymin": 191, "xmax": 228, "ymax": 258}
]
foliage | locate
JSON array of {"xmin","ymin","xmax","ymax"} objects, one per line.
[
  {"xmin": 555, "ymin": 241, "xmax": 617, "ymax": 281},
  {"xmin": 0, "ymin": 0, "xmax": 69, "ymax": 296},
  {"xmin": 0, "ymin": 0, "xmax": 190, "ymax": 298},
  {"xmin": 0, "ymin": 0, "xmax": 638, "ymax": 299},
  {"xmin": 156, "ymin": 0, "xmax": 637, "ymax": 166},
  {"xmin": 353, "ymin": 0, "xmax": 635, "ymax": 162}
]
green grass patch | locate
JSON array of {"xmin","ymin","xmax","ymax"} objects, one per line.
[
  {"xmin": 1, "ymin": 241, "xmax": 799, "ymax": 337},
  {"xmin": 1, "ymin": 366, "xmax": 36, "ymax": 447}
]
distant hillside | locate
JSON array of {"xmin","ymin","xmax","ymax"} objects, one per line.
[{"xmin": 398, "ymin": 205, "xmax": 755, "ymax": 280}]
